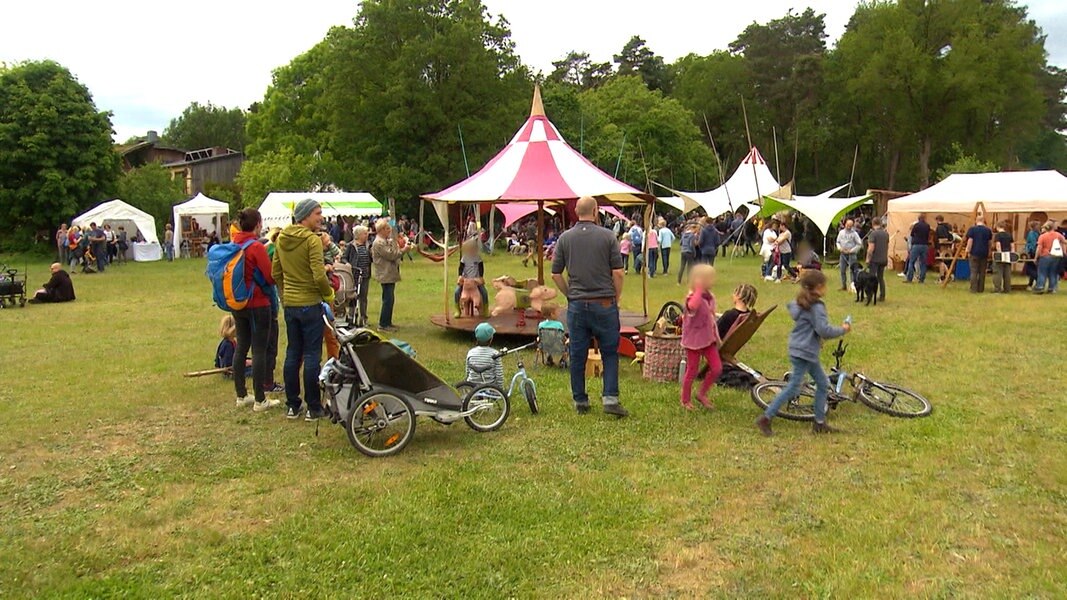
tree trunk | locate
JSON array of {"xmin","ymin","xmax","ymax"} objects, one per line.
[
  {"xmin": 887, "ymin": 149, "xmax": 900, "ymax": 191},
  {"xmin": 918, "ymin": 137, "xmax": 932, "ymax": 190}
]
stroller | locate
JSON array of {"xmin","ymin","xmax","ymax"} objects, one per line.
[
  {"xmin": 0, "ymin": 265, "xmax": 27, "ymax": 308},
  {"xmin": 319, "ymin": 323, "xmax": 511, "ymax": 457},
  {"xmin": 332, "ymin": 262, "xmax": 364, "ymax": 326}
]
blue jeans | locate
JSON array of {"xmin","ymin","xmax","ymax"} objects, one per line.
[
  {"xmin": 839, "ymin": 253, "xmax": 857, "ymax": 288},
  {"xmin": 164, "ymin": 243, "xmax": 173, "ymax": 261},
  {"xmin": 765, "ymin": 356, "xmax": 830, "ymax": 423},
  {"xmin": 379, "ymin": 282, "xmax": 396, "ymax": 327},
  {"xmin": 906, "ymin": 244, "xmax": 928, "ymax": 282},
  {"xmin": 660, "ymin": 248, "xmax": 671, "ymax": 274},
  {"xmin": 94, "ymin": 245, "xmax": 107, "ymax": 272},
  {"xmin": 566, "ymin": 299, "xmax": 621, "ymax": 407},
  {"xmin": 1036, "ymin": 255, "xmax": 1060, "ymax": 292},
  {"xmin": 283, "ymin": 304, "xmax": 325, "ymax": 412},
  {"xmin": 647, "ymin": 249, "xmax": 659, "ymax": 277}
]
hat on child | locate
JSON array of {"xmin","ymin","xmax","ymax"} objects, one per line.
[{"xmin": 474, "ymin": 322, "xmax": 496, "ymax": 343}]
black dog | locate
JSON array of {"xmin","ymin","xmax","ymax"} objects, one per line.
[{"xmin": 854, "ymin": 264, "xmax": 879, "ymax": 306}]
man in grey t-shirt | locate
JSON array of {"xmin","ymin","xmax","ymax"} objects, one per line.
[
  {"xmin": 551, "ymin": 196, "xmax": 628, "ymax": 418},
  {"xmin": 866, "ymin": 217, "xmax": 890, "ymax": 302}
]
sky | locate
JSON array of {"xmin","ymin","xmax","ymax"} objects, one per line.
[{"xmin": 2, "ymin": 0, "xmax": 1065, "ymax": 143}]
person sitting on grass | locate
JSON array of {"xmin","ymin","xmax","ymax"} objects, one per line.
[
  {"xmin": 717, "ymin": 283, "xmax": 757, "ymax": 340},
  {"xmin": 28, "ymin": 263, "xmax": 75, "ymax": 304},
  {"xmin": 215, "ymin": 314, "xmax": 238, "ymax": 376},
  {"xmin": 465, "ymin": 322, "xmax": 504, "ymax": 389},
  {"xmin": 755, "ymin": 269, "xmax": 851, "ymax": 437}
]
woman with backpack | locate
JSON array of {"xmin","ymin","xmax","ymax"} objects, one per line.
[
  {"xmin": 1034, "ymin": 222, "xmax": 1066, "ymax": 294},
  {"xmin": 229, "ymin": 208, "xmax": 281, "ymax": 412}
]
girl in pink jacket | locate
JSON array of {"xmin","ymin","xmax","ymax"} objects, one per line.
[{"xmin": 680, "ymin": 264, "xmax": 722, "ymax": 410}]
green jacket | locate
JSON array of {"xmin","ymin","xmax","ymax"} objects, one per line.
[{"xmin": 272, "ymin": 224, "xmax": 334, "ymax": 308}]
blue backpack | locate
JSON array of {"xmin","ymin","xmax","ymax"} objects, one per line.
[
  {"xmin": 630, "ymin": 227, "xmax": 643, "ymax": 252},
  {"xmin": 206, "ymin": 239, "xmax": 268, "ymax": 312}
]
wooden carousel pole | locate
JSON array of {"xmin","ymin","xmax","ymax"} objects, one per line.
[
  {"xmin": 443, "ymin": 202, "xmax": 451, "ymax": 322},
  {"xmin": 537, "ymin": 200, "xmax": 545, "ymax": 285},
  {"xmin": 643, "ymin": 202, "xmax": 651, "ymax": 317}
]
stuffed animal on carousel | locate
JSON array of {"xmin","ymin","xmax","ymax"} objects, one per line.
[{"xmin": 491, "ymin": 275, "xmax": 559, "ymax": 317}]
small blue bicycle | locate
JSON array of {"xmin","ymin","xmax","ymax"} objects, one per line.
[{"xmin": 456, "ymin": 341, "xmax": 539, "ymax": 414}]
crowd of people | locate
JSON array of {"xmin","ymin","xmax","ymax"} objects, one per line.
[{"xmin": 55, "ymin": 221, "xmax": 130, "ymax": 274}]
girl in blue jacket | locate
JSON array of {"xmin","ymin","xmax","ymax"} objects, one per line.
[{"xmin": 756, "ymin": 270, "xmax": 850, "ymax": 436}]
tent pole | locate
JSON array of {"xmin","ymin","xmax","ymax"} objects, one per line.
[
  {"xmin": 488, "ymin": 206, "xmax": 495, "ymax": 255},
  {"xmin": 773, "ymin": 126, "xmax": 781, "ymax": 184},
  {"xmin": 741, "ymin": 96, "xmax": 764, "ymax": 218},
  {"xmin": 643, "ymin": 203, "xmax": 650, "ymax": 317},
  {"xmin": 418, "ymin": 199, "xmax": 425, "ymax": 250},
  {"xmin": 537, "ymin": 201, "xmax": 545, "ymax": 285},
  {"xmin": 443, "ymin": 204, "xmax": 450, "ymax": 322},
  {"xmin": 847, "ymin": 145, "xmax": 859, "ymax": 197}
]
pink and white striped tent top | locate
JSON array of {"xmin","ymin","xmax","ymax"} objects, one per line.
[{"xmin": 423, "ymin": 87, "xmax": 653, "ymax": 206}]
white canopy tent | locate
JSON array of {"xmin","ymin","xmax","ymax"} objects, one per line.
[
  {"xmin": 173, "ymin": 193, "xmax": 230, "ymax": 258},
  {"xmin": 73, "ymin": 199, "xmax": 159, "ymax": 244},
  {"xmin": 760, "ymin": 183, "xmax": 874, "ymax": 234},
  {"xmin": 667, "ymin": 147, "xmax": 780, "ymax": 218},
  {"xmin": 886, "ymin": 170, "xmax": 1067, "ymax": 256},
  {"xmin": 259, "ymin": 192, "xmax": 383, "ymax": 229}
]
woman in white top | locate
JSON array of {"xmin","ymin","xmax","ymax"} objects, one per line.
[{"xmin": 760, "ymin": 220, "xmax": 779, "ymax": 280}]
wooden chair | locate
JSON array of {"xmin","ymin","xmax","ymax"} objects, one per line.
[{"xmin": 719, "ymin": 305, "xmax": 778, "ymax": 367}]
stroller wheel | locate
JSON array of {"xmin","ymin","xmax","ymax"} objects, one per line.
[
  {"xmin": 463, "ymin": 384, "xmax": 511, "ymax": 432},
  {"xmin": 346, "ymin": 390, "xmax": 416, "ymax": 457}
]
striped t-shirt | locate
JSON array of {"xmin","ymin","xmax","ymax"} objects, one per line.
[{"xmin": 465, "ymin": 346, "xmax": 503, "ymax": 388}]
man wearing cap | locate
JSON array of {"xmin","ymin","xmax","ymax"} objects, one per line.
[
  {"xmin": 272, "ymin": 198, "xmax": 335, "ymax": 421},
  {"xmin": 551, "ymin": 196, "xmax": 629, "ymax": 418}
]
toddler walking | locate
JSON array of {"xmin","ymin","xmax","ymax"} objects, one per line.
[
  {"xmin": 755, "ymin": 270, "xmax": 850, "ymax": 436},
  {"xmin": 680, "ymin": 264, "xmax": 722, "ymax": 410}
]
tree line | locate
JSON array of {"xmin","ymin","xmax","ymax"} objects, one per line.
[{"xmin": 1, "ymin": 0, "xmax": 1064, "ymax": 246}]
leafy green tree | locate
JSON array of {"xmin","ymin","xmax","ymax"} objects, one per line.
[
  {"xmin": 235, "ymin": 148, "xmax": 318, "ymax": 208},
  {"xmin": 935, "ymin": 143, "xmax": 998, "ymax": 182},
  {"xmin": 117, "ymin": 162, "xmax": 186, "ymax": 232},
  {"xmin": 670, "ymin": 52, "xmax": 754, "ymax": 183},
  {"xmin": 247, "ymin": 1, "xmax": 531, "ymax": 216},
  {"xmin": 549, "ymin": 51, "xmax": 592, "ymax": 87},
  {"xmin": 578, "ymin": 76, "xmax": 715, "ymax": 192},
  {"xmin": 614, "ymin": 36, "xmax": 671, "ymax": 92},
  {"xmin": 830, "ymin": 0, "xmax": 1050, "ymax": 189},
  {"xmin": 162, "ymin": 101, "xmax": 247, "ymax": 151},
  {"xmin": 0, "ymin": 60, "xmax": 118, "ymax": 245}
]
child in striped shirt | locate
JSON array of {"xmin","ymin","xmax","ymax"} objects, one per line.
[{"xmin": 465, "ymin": 322, "xmax": 504, "ymax": 388}]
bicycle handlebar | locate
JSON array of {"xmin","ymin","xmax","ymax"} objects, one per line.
[{"xmin": 494, "ymin": 341, "xmax": 538, "ymax": 359}]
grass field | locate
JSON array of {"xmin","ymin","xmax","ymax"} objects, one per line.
[{"xmin": 0, "ymin": 250, "xmax": 1064, "ymax": 598}]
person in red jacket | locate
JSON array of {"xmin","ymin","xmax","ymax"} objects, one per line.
[{"xmin": 232, "ymin": 208, "xmax": 281, "ymax": 412}]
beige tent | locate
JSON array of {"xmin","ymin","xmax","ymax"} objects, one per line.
[{"xmin": 886, "ymin": 170, "xmax": 1067, "ymax": 257}]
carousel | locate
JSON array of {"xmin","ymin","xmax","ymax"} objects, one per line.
[{"xmin": 422, "ymin": 86, "xmax": 657, "ymax": 336}]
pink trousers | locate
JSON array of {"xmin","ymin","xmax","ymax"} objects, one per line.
[{"xmin": 681, "ymin": 345, "xmax": 722, "ymax": 406}]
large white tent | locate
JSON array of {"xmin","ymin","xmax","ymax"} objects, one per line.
[
  {"xmin": 173, "ymin": 193, "xmax": 230, "ymax": 258},
  {"xmin": 761, "ymin": 183, "xmax": 874, "ymax": 234},
  {"xmin": 668, "ymin": 147, "xmax": 780, "ymax": 218},
  {"xmin": 259, "ymin": 192, "xmax": 383, "ymax": 229},
  {"xmin": 886, "ymin": 170, "xmax": 1067, "ymax": 255},
  {"xmin": 73, "ymin": 199, "xmax": 159, "ymax": 244}
]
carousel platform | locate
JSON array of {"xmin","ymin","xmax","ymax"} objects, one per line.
[{"xmin": 430, "ymin": 309, "xmax": 649, "ymax": 337}]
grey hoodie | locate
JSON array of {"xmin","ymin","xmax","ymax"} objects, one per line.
[{"xmin": 786, "ymin": 300, "xmax": 846, "ymax": 363}]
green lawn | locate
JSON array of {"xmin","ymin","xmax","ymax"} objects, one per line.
[{"xmin": 0, "ymin": 251, "xmax": 1064, "ymax": 598}]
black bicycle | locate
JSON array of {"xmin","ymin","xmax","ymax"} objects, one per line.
[{"xmin": 751, "ymin": 341, "xmax": 933, "ymax": 420}]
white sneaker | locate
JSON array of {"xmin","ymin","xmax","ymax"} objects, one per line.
[
  {"xmin": 253, "ymin": 398, "xmax": 283, "ymax": 412},
  {"xmin": 774, "ymin": 278, "xmax": 782, "ymax": 284},
  {"xmin": 235, "ymin": 395, "xmax": 255, "ymax": 408},
  {"xmin": 764, "ymin": 276, "xmax": 775, "ymax": 281}
]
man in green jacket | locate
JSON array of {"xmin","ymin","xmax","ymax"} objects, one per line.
[{"xmin": 273, "ymin": 199, "xmax": 335, "ymax": 421}]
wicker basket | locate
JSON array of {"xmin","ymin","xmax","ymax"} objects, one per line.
[{"xmin": 642, "ymin": 333, "xmax": 684, "ymax": 383}]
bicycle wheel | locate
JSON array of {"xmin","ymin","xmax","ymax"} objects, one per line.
[
  {"xmin": 750, "ymin": 380, "xmax": 817, "ymax": 421},
  {"xmin": 463, "ymin": 384, "xmax": 511, "ymax": 432},
  {"xmin": 858, "ymin": 381, "xmax": 932, "ymax": 418},
  {"xmin": 346, "ymin": 390, "xmax": 416, "ymax": 457},
  {"xmin": 522, "ymin": 379, "xmax": 539, "ymax": 414}
]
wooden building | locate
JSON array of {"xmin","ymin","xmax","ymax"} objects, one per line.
[
  {"xmin": 117, "ymin": 131, "xmax": 186, "ymax": 171},
  {"xmin": 164, "ymin": 147, "xmax": 244, "ymax": 196}
]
